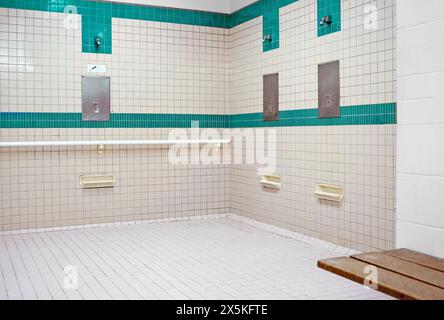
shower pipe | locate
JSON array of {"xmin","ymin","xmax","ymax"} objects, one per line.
[{"xmin": 0, "ymin": 139, "xmax": 231, "ymax": 148}]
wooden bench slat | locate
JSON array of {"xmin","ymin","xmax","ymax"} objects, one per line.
[
  {"xmin": 384, "ymin": 249, "xmax": 444, "ymax": 272},
  {"xmin": 351, "ymin": 252, "xmax": 444, "ymax": 289},
  {"xmin": 318, "ymin": 257, "xmax": 444, "ymax": 300}
]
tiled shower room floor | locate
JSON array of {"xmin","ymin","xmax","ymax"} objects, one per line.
[{"xmin": 0, "ymin": 217, "xmax": 392, "ymax": 300}]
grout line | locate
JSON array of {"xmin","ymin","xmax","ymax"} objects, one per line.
[
  {"xmin": 397, "ymin": 17, "xmax": 444, "ymax": 32},
  {"xmin": 396, "ymin": 172, "xmax": 444, "ymax": 179},
  {"xmin": 227, "ymin": 213, "xmax": 360, "ymax": 256},
  {"xmin": 396, "ymin": 219, "xmax": 444, "ymax": 233},
  {"xmin": 0, "ymin": 212, "xmax": 359, "ymax": 256},
  {"xmin": 0, "ymin": 213, "xmax": 229, "ymax": 236}
]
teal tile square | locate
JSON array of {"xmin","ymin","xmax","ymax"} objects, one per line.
[{"xmin": 317, "ymin": 0, "xmax": 341, "ymax": 37}]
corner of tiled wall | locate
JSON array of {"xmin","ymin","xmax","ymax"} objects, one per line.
[{"xmin": 0, "ymin": 0, "xmax": 397, "ymax": 252}]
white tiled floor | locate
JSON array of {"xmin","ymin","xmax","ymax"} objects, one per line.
[{"xmin": 0, "ymin": 217, "xmax": 392, "ymax": 300}]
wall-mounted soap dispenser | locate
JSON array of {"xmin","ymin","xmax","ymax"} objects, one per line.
[
  {"xmin": 82, "ymin": 76, "xmax": 110, "ymax": 121},
  {"xmin": 318, "ymin": 61, "xmax": 340, "ymax": 118},
  {"xmin": 263, "ymin": 73, "xmax": 279, "ymax": 121}
]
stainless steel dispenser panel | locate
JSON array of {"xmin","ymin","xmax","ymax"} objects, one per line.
[
  {"xmin": 82, "ymin": 76, "xmax": 110, "ymax": 121},
  {"xmin": 318, "ymin": 61, "xmax": 340, "ymax": 118},
  {"xmin": 263, "ymin": 73, "xmax": 279, "ymax": 121}
]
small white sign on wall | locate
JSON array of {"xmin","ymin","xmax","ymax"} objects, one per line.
[{"xmin": 87, "ymin": 64, "xmax": 106, "ymax": 73}]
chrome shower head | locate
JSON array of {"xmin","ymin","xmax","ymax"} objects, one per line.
[{"xmin": 263, "ymin": 34, "xmax": 272, "ymax": 43}]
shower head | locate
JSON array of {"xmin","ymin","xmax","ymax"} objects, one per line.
[
  {"xmin": 263, "ymin": 34, "xmax": 272, "ymax": 43},
  {"xmin": 320, "ymin": 15, "xmax": 332, "ymax": 26}
]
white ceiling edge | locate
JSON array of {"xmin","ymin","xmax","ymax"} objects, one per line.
[
  {"xmin": 230, "ymin": 0, "xmax": 257, "ymax": 13},
  {"xmin": 104, "ymin": 0, "xmax": 258, "ymax": 14}
]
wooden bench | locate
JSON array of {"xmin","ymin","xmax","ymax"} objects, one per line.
[{"xmin": 318, "ymin": 248, "xmax": 444, "ymax": 300}]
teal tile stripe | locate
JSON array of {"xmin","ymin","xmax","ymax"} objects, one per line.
[
  {"xmin": 263, "ymin": 7, "xmax": 280, "ymax": 52},
  {"xmin": 0, "ymin": 104, "xmax": 396, "ymax": 129},
  {"xmin": 230, "ymin": 103, "xmax": 397, "ymax": 128},
  {"xmin": 0, "ymin": 0, "xmax": 230, "ymax": 27},
  {"xmin": 0, "ymin": 0, "xmax": 300, "ymax": 28},
  {"xmin": 0, "ymin": 0, "xmax": 301, "ymax": 53},
  {"xmin": 0, "ymin": 113, "xmax": 230, "ymax": 129},
  {"xmin": 230, "ymin": 0, "xmax": 297, "ymax": 26},
  {"xmin": 82, "ymin": 3, "xmax": 112, "ymax": 54},
  {"xmin": 317, "ymin": 0, "xmax": 341, "ymax": 37},
  {"xmin": 112, "ymin": 3, "xmax": 231, "ymax": 28},
  {"xmin": 229, "ymin": 0, "xmax": 297, "ymax": 51}
]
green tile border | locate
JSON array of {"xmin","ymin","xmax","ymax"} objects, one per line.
[
  {"xmin": 0, "ymin": 104, "xmax": 396, "ymax": 129},
  {"xmin": 0, "ymin": 112, "xmax": 230, "ymax": 129},
  {"xmin": 0, "ymin": 0, "xmax": 229, "ymax": 27},
  {"xmin": 317, "ymin": 0, "xmax": 341, "ymax": 37},
  {"xmin": 0, "ymin": 0, "xmax": 231, "ymax": 27},
  {"xmin": 0, "ymin": 0, "xmax": 301, "ymax": 53},
  {"xmin": 230, "ymin": 103, "xmax": 396, "ymax": 127},
  {"xmin": 82, "ymin": 4, "xmax": 112, "ymax": 54},
  {"xmin": 263, "ymin": 7, "xmax": 280, "ymax": 52},
  {"xmin": 0, "ymin": 0, "xmax": 347, "ymax": 50}
]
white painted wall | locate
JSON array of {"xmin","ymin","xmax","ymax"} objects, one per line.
[
  {"xmin": 106, "ymin": 0, "xmax": 231, "ymax": 13},
  {"xmin": 396, "ymin": 0, "xmax": 444, "ymax": 258},
  {"xmin": 105, "ymin": 0, "xmax": 258, "ymax": 13},
  {"xmin": 230, "ymin": 0, "xmax": 257, "ymax": 12}
]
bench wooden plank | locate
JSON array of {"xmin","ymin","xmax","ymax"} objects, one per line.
[
  {"xmin": 351, "ymin": 252, "xmax": 444, "ymax": 289},
  {"xmin": 384, "ymin": 249, "xmax": 444, "ymax": 272},
  {"xmin": 318, "ymin": 257, "xmax": 444, "ymax": 300}
]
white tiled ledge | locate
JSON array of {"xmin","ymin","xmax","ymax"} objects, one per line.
[{"xmin": 0, "ymin": 212, "xmax": 359, "ymax": 256}]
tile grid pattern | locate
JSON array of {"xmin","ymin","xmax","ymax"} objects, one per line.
[
  {"xmin": 0, "ymin": 13, "xmax": 227, "ymax": 115},
  {"xmin": 317, "ymin": 0, "xmax": 341, "ymax": 37},
  {"xmin": 230, "ymin": 125, "xmax": 396, "ymax": 252},
  {"xmin": 0, "ymin": 0, "xmax": 301, "ymax": 54},
  {"xmin": 0, "ymin": 128, "xmax": 230, "ymax": 232},
  {"xmin": 227, "ymin": 0, "xmax": 397, "ymax": 252},
  {"xmin": 0, "ymin": 103, "xmax": 396, "ymax": 128},
  {"xmin": 0, "ymin": 0, "xmax": 398, "ymax": 254},
  {"xmin": 0, "ymin": 9, "xmax": 230, "ymax": 232},
  {"xmin": 229, "ymin": 103, "xmax": 396, "ymax": 128},
  {"xmin": 0, "ymin": 218, "xmax": 392, "ymax": 300},
  {"xmin": 396, "ymin": 0, "xmax": 444, "ymax": 258},
  {"xmin": 227, "ymin": 0, "xmax": 396, "ymax": 115},
  {"xmin": 0, "ymin": 113, "xmax": 230, "ymax": 129}
]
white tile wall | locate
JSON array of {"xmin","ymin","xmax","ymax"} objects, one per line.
[
  {"xmin": 226, "ymin": 0, "xmax": 396, "ymax": 115},
  {"xmin": 0, "ymin": 10, "xmax": 81, "ymax": 113},
  {"xmin": 0, "ymin": 0, "xmax": 397, "ymax": 254},
  {"xmin": 226, "ymin": 0, "xmax": 397, "ymax": 252},
  {"xmin": 0, "ymin": 9, "xmax": 227, "ymax": 114},
  {"xmin": 111, "ymin": 19, "xmax": 226, "ymax": 115},
  {"xmin": 396, "ymin": 0, "xmax": 444, "ymax": 258},
  {"xmin": 0, "ymin": 128, "xmax": 230, "ymax": 232},
  {"xmin": 230, "ymin": 125, "xmax": 396, "ymax": 252},
  {"xmin": 397, "ymin": 175, "xmax": 444, "ymax": 230},
  {"xmin": 397, "ymin": 125, "xmax": 444, "ymax": 176},
  {"xmin": 0, "ymin": 8, "xmax": 230, "ymax": 231}
]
